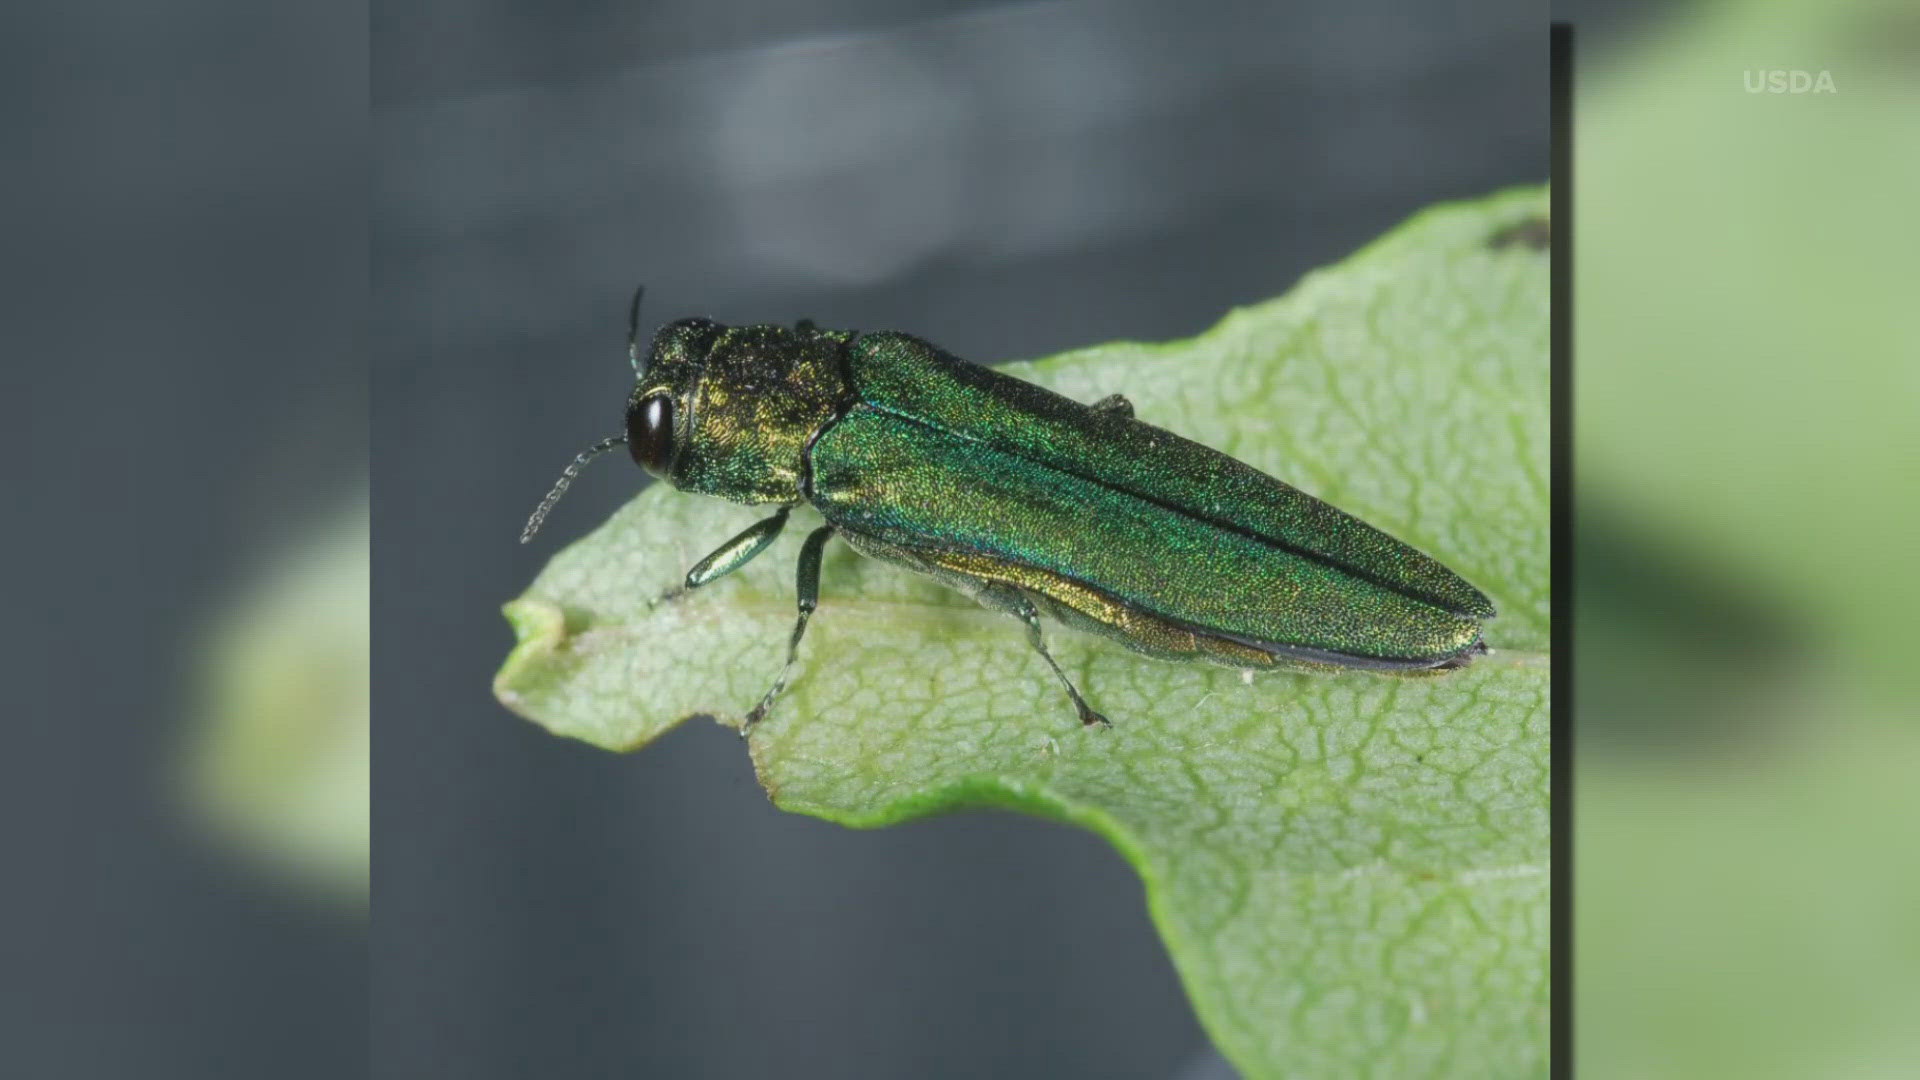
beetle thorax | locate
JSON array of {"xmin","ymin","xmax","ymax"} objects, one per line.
[{"xmin": 654, "ymin": 323, "xmax": 855, "ymax": 505}]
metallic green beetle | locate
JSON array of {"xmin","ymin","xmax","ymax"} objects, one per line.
[{"xmin": 524, "ymin": 291, "xmax": 1494, "ymax": 732}]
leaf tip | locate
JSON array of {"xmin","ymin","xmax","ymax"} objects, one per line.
[{"xmin": 493, "ymin": 596, "xmax": 570, "ymax": 711}]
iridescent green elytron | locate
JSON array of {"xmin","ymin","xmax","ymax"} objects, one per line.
[{"xmin": 523, "ymin": 291, "xmax": 1494, "ymax": 733}]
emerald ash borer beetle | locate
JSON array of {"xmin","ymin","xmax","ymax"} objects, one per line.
[{"xmin": 523, "ymin": 288, "xmax": 1493, "ymax": 733}]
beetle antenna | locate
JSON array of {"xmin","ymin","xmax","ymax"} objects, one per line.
[
  {"xmin": 521, "ymin": 434, "xmax": 627, "ymax": 543},
  {"xmin": 627, "ymin": 283, "xmax": 646, "ymax": 371}
]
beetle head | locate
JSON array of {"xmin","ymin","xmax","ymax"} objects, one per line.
[{"xmin": 628, "ymin": 317, "xmax": 851, "ymax": 506}]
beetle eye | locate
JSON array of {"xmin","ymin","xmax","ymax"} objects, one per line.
[{"xmin": 628, "ymin": 393, "xmax": 676, "ymax": 478}]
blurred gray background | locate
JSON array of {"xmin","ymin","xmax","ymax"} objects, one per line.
[
  {"xmin": 374, "ymin": 2, "xmax": 1543, "ymax": 1078},
  {"xmin": 6, "ymin": 3, "xmax": 364, "ymax": 1079}
]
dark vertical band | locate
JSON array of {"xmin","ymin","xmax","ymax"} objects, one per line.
[{"xmin": 1549, "ymin": 20, "xmax": 1573, "ymax": 1080}]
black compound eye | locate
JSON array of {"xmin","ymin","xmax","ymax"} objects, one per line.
[{"xmin": 628, "ymin": 393, "xmax": 676, "ymax": 478}]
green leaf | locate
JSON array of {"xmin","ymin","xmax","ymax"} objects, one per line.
[{"xmin": 497, "ymin": 187, "xmax": 1549, "ymax": 1078}]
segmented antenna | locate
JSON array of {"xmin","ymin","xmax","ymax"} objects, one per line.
[
  {"xmin": 520, "ymin": 435, "xmax": 627, "ymax": 543},
  {"xmin": 627, "ymin": 284, "xmax": 646, "ymax": 370}
]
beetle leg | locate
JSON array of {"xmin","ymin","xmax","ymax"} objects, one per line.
[
  {"xmin": 684, "ymin": 506, "xmax": 791, "ymax": 589},
  {"xmin": 1089, "ymin": 393, "xmax": 1134, "ymax": 418},
  {"xmin": 1011, "ymin": 596, "xmax": 1112, "ymax": 729},
  {"xmin": 742, "ymin": 524, "xmax": 835, "ymax": 736}
]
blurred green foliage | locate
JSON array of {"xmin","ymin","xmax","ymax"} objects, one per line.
[
  {"xmin": 1577, "ymin": 1, "xmax": 1920, "ymax": 1074},
  {"xmin": 187, "ymin": 502, "xmax": 369, "ymax": 902}
]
